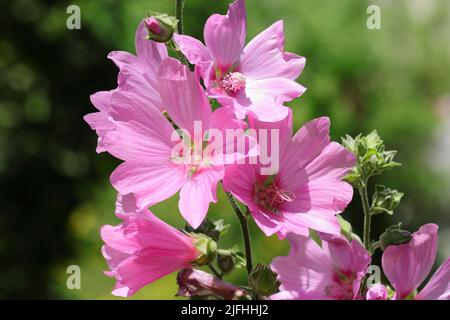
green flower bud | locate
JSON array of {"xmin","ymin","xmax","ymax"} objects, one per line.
[
  {"xmin": 249, "ymin": 263, "xmax": 280, "ymax": 296},
  {"xmin": 217, "ymin": 254, "xmax": 235, "ymax": 274},
  {"xmin": 379, "ymin": 223, "xmax": 412, "ymax": 251},
  {"xmin": 190, "ymin": 233, "xmax": 217, "ymax": 266},
  {"xmin": 341, "ymin": 131, "xmax": 401, "ymax": 186},
  {"xmin": 371, "ymin": 185, "xmax": 404, "ymax": 215},
  {"xmin": 144, "ymin": 11, "xmax": 178, "ymax": 43}
]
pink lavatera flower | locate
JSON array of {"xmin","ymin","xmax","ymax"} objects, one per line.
[
  {"xmin": 84, "ymin": 21, "xmax": 168, "ymax": 152},
  {"xmin": 103, "ymin": 57, "xmax": 252, "ymax": 228},
  {"xmin": 223, "ymin": 112, "xmax": 356, "ymax": 237},
  {"xmin": 101, "ymin": 208, "xmax": 199, "ymax": 297},
  {"xmin": 382, "ymin": 223, "xmax": 450, "ymax": 300},
  {"xmin": 270, "ymin": 233, "xmax": 371, "ymax": 300},
  {"xmin": 174, "ymin": 0, "xmax": 306, "ymax": 122}
]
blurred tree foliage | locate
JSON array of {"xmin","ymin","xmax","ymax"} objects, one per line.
[{"xmin": 0, "ymin": 0, "xmax": 449, "ymax": 299}]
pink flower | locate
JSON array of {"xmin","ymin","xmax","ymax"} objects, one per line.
[
  {"xmin": 84, "ymin": 21, "xmax": 168, "ymax": 152},
  {"xmin": 270, "ymin": 233, "xmax": 371, "ymax": 300},
  {"xmin": 101, "ymin": 208, "xmax": 199, "ymax": 297},
  {"xmin": 174, "ymin": 0, "xmax": 306, "ymax": 122},
  {"xmin": 103, "ymin": 57, "xmax": 250, "ymax": 228},
  {"xmin": 223, "ymin": 113, "xmax": 356, "ymax": 237},
  {"xmin": 382, "ymin": 223, "xmax": 450, "ymax": 300},
  {"xmin": 366, "ymin": 284, "xmax": 388, "ymax": 300}
]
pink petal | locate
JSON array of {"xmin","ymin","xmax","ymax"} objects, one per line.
[
  {"xmin": 83, "ymin": 111, "xmax": 115, "ymax": 153},
  {"xmin": 247, "ymin": 109, "xmax": 293, "ymax": 156},
  {"xmin": 108, "ymin": 51, "xmax": 149, "ymax": 74},
  {"xmin": 134, "ymin": 21, "xmax": 168, "ymax": 74},
  {"xmin": 173, "ymin": 34, "xmax": 211, "ymax": 66},
  {"xmin": 110, "ymin": 159, "xmax": 188, "ymax": 209},
  {"xmin": 90, "ymin": 90, "xmax": 113, "ymax": 112},
  {"xmin": 117, "ymin": 67, "xmax": 163, "ymax": 111},
  {"xmin": 416, "ymin": 257, "xmax": 450, "ymax": 300},
  {"xmin": 179, "ymin": 166, "xmax": 224, "ymax": 228},
  {"xmin": 111, "ymin": 254, "xmax": 191, "ymax": 297},
  {"xmin": 304, "ymin": 142, "xmax": 357, "ymax": 182},
  {"xmin": 103, "ymin": 91, "xmax": 176, "ymax": 161},
  {"xmin": 158, "ymin": 58, "xmax": 212, "ymax": 137},
  {"xmin": 382, "ymin": 223, "xmax": 439, "ymax": 300},
  {"xmin": 271, "ymin": 234, "xmax": 334, "ymax": 298},
  {"xmin": 243, "ymin": 78, "xmax": 306, "ymax": 122},
  {"xmin": 241, "ymin": 20, "xmax": 306, "ymax": 81},
  {"xmin": 204, "ymin": 0, "xmax": 246, "ymax": 68},
  {"xmin": 283, "ymin": 208, "xmax": 341, "ymax": 236},
  {"xmin": 101, "ymin": 211, "xmax": 199, "ymax": 297}
]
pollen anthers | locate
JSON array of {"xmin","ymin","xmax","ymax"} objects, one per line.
[
  {"xmin": 254, "ymin": 176, "xmax": 295, "ymax": 212},
  {"xmin": 221, "ymin": 72, "xmax": 246, "ymax": 93}
]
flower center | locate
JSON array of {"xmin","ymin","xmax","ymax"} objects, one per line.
[
  {"xmin": 254, "ymin": 177, "xmax": 295, "ymax": 212},
  {"xmin": 324, "ymin": 271, "xmax": 356, "ymax": 300},
  {"xmin": 221, "ymin": 72, "xmax": 246, "ymax": 93}
]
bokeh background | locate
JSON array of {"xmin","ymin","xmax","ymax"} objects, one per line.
[{"xmin": 1, "ymin": 0, "xmax": 449, "ymax": 299}]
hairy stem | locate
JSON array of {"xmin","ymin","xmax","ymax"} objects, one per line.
[
  {"xmin": 225, "ymin": 192, "xmax": 253, "ymax": 275},
  {"xmin": 359, "ymin": 183, "xmax": 371, "ymax": 250},
  {"xmin": 175, "ymin": 0, "xmax": 185, "ymax": 35},
  {"xmin": 173, "ymin": 0, "xmax": 189, "ymax": 65}
]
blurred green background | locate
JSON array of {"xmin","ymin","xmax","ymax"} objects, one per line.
[{"xmin": 1, "ymin": 0, "xmax": 449, "ymax": 299}]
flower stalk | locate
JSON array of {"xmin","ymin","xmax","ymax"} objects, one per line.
[
  {"xmin": 358, "ymin": 181, "xmax": 371, "ymax": 249},
  {"xmin": 225, "ymin": 191, "xmax": 253, "ymax": 276}
]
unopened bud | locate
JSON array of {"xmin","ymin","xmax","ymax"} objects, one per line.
[
  {"xmin": 144, "ymin": 12, "xmax": 178, "ymax": 43},
  {"xmin": 371, "ymin": 185, "xmax": 403, "ymax": 215},
  {"xmin": 190, "ymin": 233, "xmax": 217, "ymax": 266},
  {"xmin": 249, "ymin": 263, "xmax": 280, "ymax": 296},
  {"xmin": 379, "ymin": 224, "xmax": 412, "ymax": 251},
  {"xmin": 177, "ymin": 268, "xmax": 249, "ymax": 300},
  {"xmin": 217, "ymin": 254, "xmax": 235, "ymax": 274},
  {"xmin": 144, "ymin": 17, "xmax": 161, "ymax": 35}
]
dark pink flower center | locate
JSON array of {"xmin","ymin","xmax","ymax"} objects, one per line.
[
  {"xmin": 254, "ymin": 177, "xmax": 295, "ymax": 212},
  {"xmin": 221, "ymin": 72, "xmax": 246, "ymax": 93},
  {"xmin": 324, "ymin": 270, "xmax": 356, "ymax": 300}
]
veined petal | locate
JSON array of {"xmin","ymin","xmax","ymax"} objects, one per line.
[
  {"xmin": 179, "ymin": 166, "xmax": 224, "ymax": 228},
  {"xmin": 204, "ymin": 0, "xmax": 246, "ymax": 68},
  {"xmin": 158, "ymin": 58, "xmax": 212, "ymax": 137},
  {"xmin": 416, "ymin": 257, "xmax": 450, "ymax": 300},
  {"xmin": 241, "ymin": 20, "xmax": 306, "ymax": 81},
  {"xmin": 111, "ymin": 159, "xmax": 188, "ymax": 209},
  {"xmin": 382, "ymin": 224, "xmax": 439, "ymax": 300}
]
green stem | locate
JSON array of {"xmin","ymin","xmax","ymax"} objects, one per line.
[
  {"xmin": 358, "ymin": 182, "xmax": 371, "ymax": 250},
  {"xmin": 208, "ymin": 264, "xmax": 222, "ymax": 279},
  {"xmin": 175, "ymin": 0, "xmax": 185, "ymax": 35},
  {"xmin": 173, "ymin": 0, "xmax": 189, "ymax": 65},
  {"xmin": 225, "ymin": 192, "xmax": 253, "ymax": 275}
]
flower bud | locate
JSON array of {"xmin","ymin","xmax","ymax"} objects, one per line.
[
  {"xmin": 379, "ymin": 223, "xmax": 412, "ymax": 251},
  {"xmin": 366, "ymin": 284, "xmax": 388, "ymax": 300},
  {"xmin": 177, "ymin": 268, "xmax": 249, "ymax": 300},
  {"xmin": 371, "ymin": 185, "xmax": 403, "ymax": 215},
  {"xmin": 341, "ymin": 131, "xmax": 401, "ymax": 186},
  {"xmin": 144, "ymin": 12, "xmax": 178, "ymax": 43},
  {"xmin": 249, "ymin": 263, "xmax": 280, "ymax": 296},
  {"xmin": 144, "ymin": 17, "xmax": 161, "ymax": 35},
  {"xmin": 190, "ymin": 233, "xmax": 217, "ymax": 266},
  {"xmin": 217, "ymin": 254, "xmax": 235, "ymax": 274}
]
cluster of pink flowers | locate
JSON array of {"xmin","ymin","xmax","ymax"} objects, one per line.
[{"xmin": 85, "ymin": 0, "xmax": 449, "ymax": 300}]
